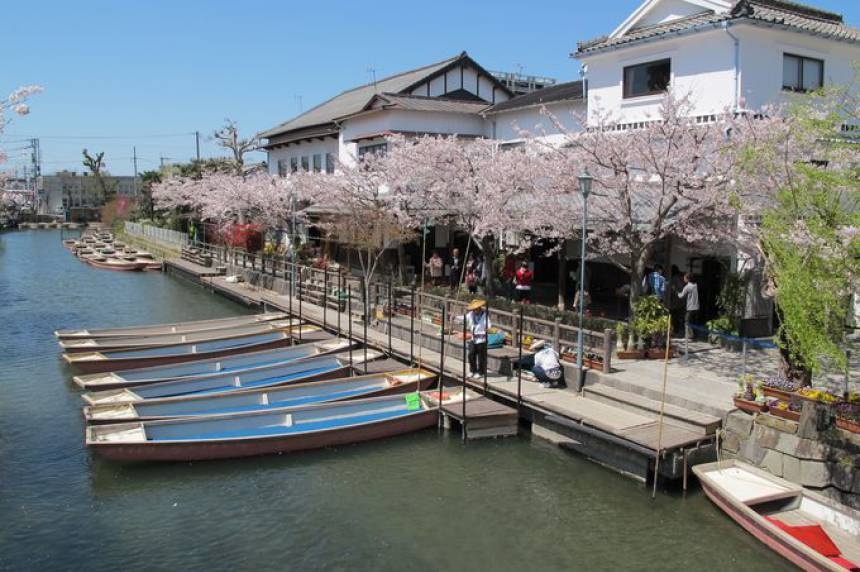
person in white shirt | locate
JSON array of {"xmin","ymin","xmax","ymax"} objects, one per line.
[
  {"xmin": 465, "ymin": 299, "xmax": 491, "ymax": 379},
  {"xmin": 678, "ymin": 273, "xmax": 700, "ymax": 340},
  {"xmin": 513, "ymin": 340, "xmax": 566, "ymax": 388}
]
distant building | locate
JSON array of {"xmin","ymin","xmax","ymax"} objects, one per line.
[
  {"xmin": 42, "ymin": 171, "xmax": 139, "ymax": 215},
  {"xmin": 490, "ymin": 71, "xmax": 557, "ymax": 96}
]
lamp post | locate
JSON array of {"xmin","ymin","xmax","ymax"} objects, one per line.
[{"xmin": 576, "ymin": 169, "xmax": 593, "ymax": 392}]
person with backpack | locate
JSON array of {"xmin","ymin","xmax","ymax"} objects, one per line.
[{"xmin": 642, "ymin": 264, "xmax": 667, "ymax": 300}]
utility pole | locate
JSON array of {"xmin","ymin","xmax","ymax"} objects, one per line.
[
  {"xmin": 195, "ymin": 131, "xmax": 201, "ymax": 162},
  {"xmin": 132, "ymin": 146, "xmax": 139, "ymax": 196}
]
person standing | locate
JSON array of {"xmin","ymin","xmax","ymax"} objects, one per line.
[
  {"xmin": 466, "ymin": 299, "xmax": 490, "ymax": 379},
  {"xmin": 426, "ymin": 251, "xmax": 444, "ymax": 286},
  {"xmin": 513, "ymin": 261, "xmax": 533, "ymax": 304},
  {"xmin": 642, "ymin": 264, "xmax": 667, "ymax": 300},
  {"xmin": 678, "ymin": 273, "xmax": 700, "ymax": 339},
  {"xmin": 449, "ymin": 248, "xmax": 462, "ymax": 290}
]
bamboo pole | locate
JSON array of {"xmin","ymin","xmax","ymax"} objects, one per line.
[{"xmin": 652, "ymin": 315, "xmax": 672, "ymax": 500}]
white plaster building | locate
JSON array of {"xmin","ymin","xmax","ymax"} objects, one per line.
[
  {"xmin": 260, "ymin": 52, "xmax": 513, "ymax": 174},
  {"xmin": 574, "ymin": 0, "xmax": 859, "ymax": 126}
]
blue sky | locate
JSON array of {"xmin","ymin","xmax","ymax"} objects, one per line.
[{"xmin": 2, "ymin": 0, "xmax": 858, "ymax": 176}]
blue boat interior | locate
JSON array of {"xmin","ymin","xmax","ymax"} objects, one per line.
[
  {"xmin": 142, "ymin": 386, "xmax": 378, "ymax": 417},
  {"xmin": 151, "ymin": 406, "xmax": 416, "ymax": 441},
  {"xmin": 105, "ymin": 332, "xmax": 284, "ymax": 359},
  {"xmin": 134, "ymin": 365, "xmax": 339, "ymax": 399}
]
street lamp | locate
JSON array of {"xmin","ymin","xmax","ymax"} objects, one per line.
[{"xmin": 576, "ymin": 169, "xmax": 593, "ymax": 392}]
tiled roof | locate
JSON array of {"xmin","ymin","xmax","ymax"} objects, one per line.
[
  {"xmin": 575, "ymin": 0, "xmax": 859, "ymax": 55},
  {"xmin": 353, "ymin": 93, "xmax": 492, "ymax": 116},
  {"xmin": 259, "ymin": 54, "xmax": 465, "ymax": 138},
  {"xmin": 484, "ymin": 80, "xmax": 585, "ymax": 114}
]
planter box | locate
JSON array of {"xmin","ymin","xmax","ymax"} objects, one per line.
[
  {"xmin": 733, "ymin": 397, "xmax": 766, "ymax": 415},
  {"xmin": 836, "ymin": 417, "xmax": 860, "ymax": 434},
  {"xmin": 560, "ymin": 354, "xmax": 603, "ymax": 369},
  {"xmin": 768, "ymin": 407, "xmax": 800, "ymax": 422},
  {"xmin": 762, "ymin": 387, "xmax": 796, "ymax": 401},
  {"xmin": 617, "ymin": 349, "xmax": 646, "ymax": 360},
  {"xmin": 646, "ymin": 347, "xmax": 676, "ymax": 360}
]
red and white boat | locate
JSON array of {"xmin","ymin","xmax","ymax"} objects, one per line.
[{"xmin": 694, "ymin": 460, "xmax": 860, "ymax": 571}]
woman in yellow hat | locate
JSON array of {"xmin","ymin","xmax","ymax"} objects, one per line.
[{"xmin": 465, "ymin": 299, "xmax": 490, "ymax": 379}]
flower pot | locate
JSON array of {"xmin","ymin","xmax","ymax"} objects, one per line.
[
  {"xmin": 769, "ymin": 407, "xmax": 800, "ymax": 422},
  {"xmin": 617, "ymin": 349, "xmax": 645, "ymax": 360},
  {"xmin": 646, "ymin": 346, "xmax": 675, "ymax": 360},
  {"xmin": 762, "ymin": 387, "xmax": 795, "ymax": 401},
  {"xmin": 836, "ymin": 417, "xmax": 860, "ymax": 434},
  {"xmin": 733, "ymin": 397, "xmax": 766, "ymax": 415}
]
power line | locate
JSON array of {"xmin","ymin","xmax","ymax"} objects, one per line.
[{"xmin": 3, "ymin": 132, "xmax": 196, "ymax": 140}]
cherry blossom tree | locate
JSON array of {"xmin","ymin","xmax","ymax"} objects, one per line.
[
  {"xmin": 151, "ymin": 171, "xmax": 307, "ymax": 240},
  {"xmin": 1, "ymin": 85, "xmax": 42, "ymax": 220},
  {"xmin": 386, "ymin": 134, "xmax": 544, "ymax": 293},
  {"xmin": 300, "ymin": 149, "xmax": 417, "ymax": 294},
  {"xmin": 540, "ymin": 94, "xmax": 749, "ymax": 315}
]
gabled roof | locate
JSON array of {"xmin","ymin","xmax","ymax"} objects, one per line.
[
  {"xmin": 483, "ymin": 80, "xmax": 584, "ymax": 114},
  {"xmin": 575, "ymin": 0, "xmax": 860, "ymax": 55},
  {"xmin": 260, "ymin": 51, "xmax": 512, "ymax": 141},
  {"xmin": 347, "ymin": 93, "xmax": 492, "ymax": 117}
]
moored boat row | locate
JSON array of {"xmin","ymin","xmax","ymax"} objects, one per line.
[
  {"xmin": 58, "ymin": 312, "xmax": 460, "ymax": 464},
  {"xmin": 66, "ymin": 228, "xmax": 161, "ymax": 272}
]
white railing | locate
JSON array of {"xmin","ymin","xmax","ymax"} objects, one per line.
[{"xmin": 124, "ymin": 221, "xmax": 189, "ymax": 248}]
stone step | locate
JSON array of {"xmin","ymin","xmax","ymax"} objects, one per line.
[
  {"xmin": 584, "ymin": 384, "xmax": 721, "ymax": 436},
  {"xmin": 591, "ymin": 372, "xmax": 734, "ymax": 420}
]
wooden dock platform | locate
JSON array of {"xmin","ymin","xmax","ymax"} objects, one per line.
[{"xmin": 440, "ymin": 396, "xmax": 519, "ymax": 440}]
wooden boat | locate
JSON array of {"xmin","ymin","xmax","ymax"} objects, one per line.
[
  {"xmin": 56, "ymin": 312, "xmax": 289, "ymax": 340},
  {"xmin": 60, "ymin": 319, "xmax": 301, "ymax": 353},
  {"xmin": 693, "ymin": 460, "xmax": 860, "ymax": 571},
  {"xmin": 86, "ymin": 392, "xmax": 440, "ymax": 462},
  {"xmin": 80, "ymin": 350, "xmax": 384, "ymax": 404},
  {"xmin": 86, "ymin": 257, "xmax": 148, "ymax": 271},
  {"xmin": 63, "ymin": 326, "xmax": 323, "ymax": 374},
  {"xmin": 73, "ymin": 338, "xmax": 352, "ymax": 390},
  {"xmin": 83, "ymin": 368, "xmax": 436, "ymax": 423}
]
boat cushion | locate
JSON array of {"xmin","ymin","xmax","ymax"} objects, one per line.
[
  {"xmin": 765, "ymin": 517, "xmax": 841, "ymax": 557},
  {"xmin": 830, "ymin": 556, "xmax": 860, "ymax": 571}
]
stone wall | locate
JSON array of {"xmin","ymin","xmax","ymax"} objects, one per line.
[{"xmin": 721, "ymin": 403, "xmax": 860, "ymax": 509}]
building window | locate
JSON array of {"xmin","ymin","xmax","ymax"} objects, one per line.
[
  {"xmin": 290, "ymin": 157, "xmax": 298, "ymax": 173},
  {"xmin": 301, "ymin": 156, "xmax": 309, "ymax": 171},
  {"xmin": 325, "ymin": 153, "xmax": 335, "ymax": 174},
  {"xmin": 783, "ymin": 53, "xmax": 823, "ymax": 92},
  {"xmin": 312, "ymin": 154, "xmax": 321, "ymax": 173},
  {"xmin": 623, "ymin": 59, "xmax": 671, "ymax": 99},
  {"xmin": 358, "ymin": 143, "xmax": 387, "ymax": 159},
  {"xmin": 277, "ymin": 159, "xmax": 287, "ymax": 177}
]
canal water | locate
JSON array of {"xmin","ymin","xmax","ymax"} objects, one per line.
[{"xmin": 0, "ymin": 230, "xmax": 786, "ymax": 571}]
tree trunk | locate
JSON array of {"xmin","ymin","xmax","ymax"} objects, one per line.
[
  {"xmin": 557, "ymin": 242, "xmax": 567, "ymax": 311},
  {"xmin": 480, "ymin": 235, "xmax": 497, "ymax": 297},
  {"xmin": 629, "ymin": 250, "xmax": 648, "ymax": 320}
]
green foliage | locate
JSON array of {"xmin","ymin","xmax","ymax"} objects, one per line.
[
  {"xmin": 757, "ymin": 94, "xmax": 859, "ymax": 376},
  {"xmin": 631, "ymin": 296, "xmax": 669, "ymax": 337},
  {"xmin": 705, "ymin": 316, "xmax": 735, "ymax": 335},
  {"xmin": 716, "ymin": 273, "xmax": 747, "ymax": 331}
]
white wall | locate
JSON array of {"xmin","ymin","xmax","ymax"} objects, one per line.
[
  {"xmin": 340, "ymin": 109, "xmax": 487, "ymax": 143},
  {"xmin": 736, "ymin": 24, "xmax": 860, "ymax": 111},
  {"xmin": 408, "ymin": 63, "xmax": 510, "ymax": 104},
  {"xmin": 580, "ymin": 27, "xmax": 736, "ymax": 125},
  {"xmin": 579, "ymin": 23, "xmax": 860, "ymax": 126},
  {"xmin": 267, "ymin": 138, "xmax": 339, "ymax": 176},
  {"xmin": 490, "ymin": 100, "xmax": 586, "ymax": 142}
]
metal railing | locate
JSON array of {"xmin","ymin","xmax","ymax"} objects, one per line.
[{"xmin": 124, "ymin": 222, "xmax": 189, "ymax": 248}]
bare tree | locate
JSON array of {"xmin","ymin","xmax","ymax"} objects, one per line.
[
  {"xmin": 213, "ymin": 119, "xmax": 259, "ymax": 175},
  {"xmin": 82, "ymin": 149, "xmax": 116, "ymax": 204}
]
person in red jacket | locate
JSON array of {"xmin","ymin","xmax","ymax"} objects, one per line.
[{"xmin": 513, "ymin": 261, "xmax": 533, "ymax": 303}]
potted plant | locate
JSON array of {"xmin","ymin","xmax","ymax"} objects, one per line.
[
  {"xmin": 616, "ymin": 323, "xmax": 627, "ymax": 352},
  {"xmin": 632, "ymin": 297, "xmax": 672, "ymax": 359},
  {"xmin": 761, "ymin": 375, "xmax": 800, "ymax": 400},
  {"xmin": 767, "ymin": 398, "xmax": 802, "ymax": 422},
  {"xmin": 705, "ymin": 316, "xmax": 733, "ymax": 346},
  {"xmin": 796, "ymin": 387, "xmax": 840, "ymax": 406},
  {"xmin": 835, "ymin": 402, "xmax": 860, "ymax": 434},
  {"xmin": 733, "ymin": 374, "xmax": 767, "ymax": 414},
  {"xmin": 617, "ymin": 324, "xmax": 646, "ymax": 359}
]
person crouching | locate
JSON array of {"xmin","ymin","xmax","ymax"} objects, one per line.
[{"xmin": 529, "ymin": 340, "xmax": 566, "ymax": 388}]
